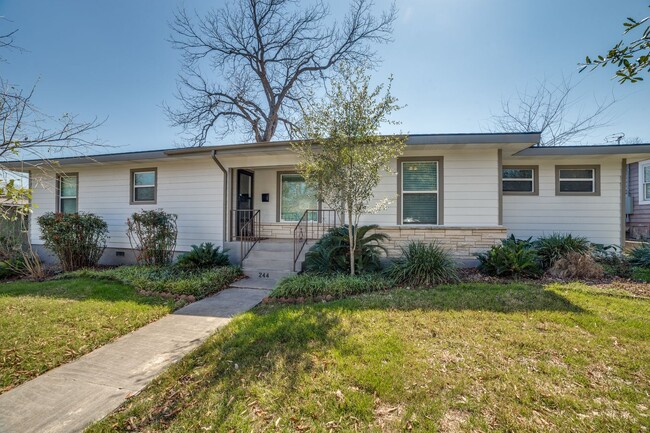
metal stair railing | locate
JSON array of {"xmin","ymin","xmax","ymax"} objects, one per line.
[{"xmin": 293, "ymin": 209, "xmax": 337, "ymax": 272}]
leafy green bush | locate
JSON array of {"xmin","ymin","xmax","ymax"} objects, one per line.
[
  {"xmin": 270, "ymin": 273, "xmax": 391, "ymax": 299},
  {"xmin": 629, "ymin": 242, "xmax": 650, "ymax": 269},
  {"xmin": 591, "ymin": 244, "xmax": 631, "ymax": 278},
  {"xmin": 534, "ymin": 233, "xmax": 590, "ymax": 269},
  {"xmin": 304, "ymin": 225, "xmax": 388, "ymax": 275},
  {"xmin": 63, "ymin": 265, "xmax": 242, "ymax": 298},
  {"xmin": 127, "ymin": 210, "xmax": 178, "ymax": 266},
  {"xmin": 37, "ymin": 212, "xmax": 108, "ymax": 271},
  {"xmin": 476, "ymin": 235, "xmax": 542, "ymax": 278},
  {"xmin": 176, "ymin": 243, "xmax": 230, "ymax": 269},
  {"xmin": 386, "ymin": 241, "xmax": 458, "ymax": 287},
  {"xmin": 632, "ymin": 267, "xmax": 650, "ymax": 282}
]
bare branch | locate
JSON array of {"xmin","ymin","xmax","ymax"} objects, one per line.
[
  {"xmin": 167, "ymin": 0, "xmax": 397, "ymax": 146},
  {"xmin": 489, "ymin": 77, "xmax": 614, "ymax": 146}
]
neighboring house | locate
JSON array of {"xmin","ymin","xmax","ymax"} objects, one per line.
[
  {"xmin": 627, "ymin": 158, "xmax": 650, "ymax": 240},
  {"xmin": 4, "ymin": 133, "xmax": 650, "ymax": 271}
]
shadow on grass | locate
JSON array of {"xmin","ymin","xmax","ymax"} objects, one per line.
[
  {"xmin": 94, "ymin": 283, "xmax": 586, "ymax": 431},
  {"xmin": 0, "ymin": 277, "xmax": 170, "ymax": 306}
]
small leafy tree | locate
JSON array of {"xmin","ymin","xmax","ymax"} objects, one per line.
[
  {"xmin": 127, "ymin": 209, "xmax": 178, "ymax": 266},
  {"xmin": 38, "ymin": 212, "xmax": 108, "ymax": 271},
  {"xmin": 294, "ymin": 65, "xmax": 405, "ymax": 275},
  {"xmin": 581, "ymin": 6, "xmax": 649, "ymax": 83}
]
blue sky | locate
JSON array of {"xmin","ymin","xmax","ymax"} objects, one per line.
[{"xmin": 1, "ymin": 0, "xmax": 649, "ymax": 153}]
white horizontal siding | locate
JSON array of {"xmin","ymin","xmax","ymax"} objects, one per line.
[
  {"xmin": 30, "ymin": 157, "xmax": 224, "ymax": 251},
  {"xmin": 502, "ymin": 157, "xmax": 623, "ymax": 245}
]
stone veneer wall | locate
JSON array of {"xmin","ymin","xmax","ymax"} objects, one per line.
[
  {"xmin": 259, "ymin": 223, "xmax": 297, "ymax": 239},
  {"xmin": 258, "ymin": 223, "xmax": 507, "ymax": 260},
  {"xmin": 376, "ymin": 226, "xmax": 507, "ymax": 260}
]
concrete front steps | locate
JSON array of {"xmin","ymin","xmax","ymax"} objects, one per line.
[{"xmin": 230, "ymin": 239, "xmax": 313, "ymax": 290}]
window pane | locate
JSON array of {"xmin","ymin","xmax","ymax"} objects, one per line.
[
  {"xmin": 560, "ymin": 180, "xmax": 593, "ymax": 192},
  {"xmin": 559, "ymin": 169, "xmax": 593, "ymax": 179},
  {"xmin": 503, "ymin": 169, "xmax": 533, "ymax": 179},
  {"xmin": 403, "ymin": 162, "xmax": 437, "ymax": 191},
  {"xmin": 403, "ymin": 193, "xmax": 437, "ymax": 224},
  {"xmin": 60, "ymin": 198, "xmax": 77, "ymax": 214},
  {"xmin": 503, "ymin": 180, "xmax": 533, "ymax": 192},
  {"xmin": 644, "ymin": 166, "xmax": 650, "ymax": 183},
  {"xmin": 134, "ymin": 171, "xmax": 155, "ymax": 186},
  {"xmin": 134, "ymin": 186, "xmax": 155, "ymax": 202},
  {"xmin": 60, "ymin": 176, "xmax": 77, "ymax": 197},
  {"xmin": 645, "ymin": 183, "xmax": 650, "ymax": 201},
  {"xmin": 281, "ymin": 174, "xmax": 318, "ymax": 221}
]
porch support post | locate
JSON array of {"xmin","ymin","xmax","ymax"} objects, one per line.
[{"xmin": 211, "ymin": 150, "xmax": 228, "ymax": 245}]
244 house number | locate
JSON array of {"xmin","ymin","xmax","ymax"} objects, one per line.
[{"xmin": 258, "ymin": 272, "xmax": 270, "ymax": 279}]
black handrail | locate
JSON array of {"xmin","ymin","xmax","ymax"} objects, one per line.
[
  {"xmin": 293, "ymin": 209, "xmax": 337, "ymax": 271},
  {"xmin": 233, "ymin": 209, "xmax": 261, "ymax": 265}
]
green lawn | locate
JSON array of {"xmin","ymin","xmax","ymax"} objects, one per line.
[
  {"xmin": 88, "ymin": 282, "xmax": 650, "ymax": 432},
  {"xmin": 0, "ymin": 277, "xmax": 173, "ymax": 393}
]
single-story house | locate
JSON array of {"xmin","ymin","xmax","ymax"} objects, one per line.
[
  {"xmin": 627, "ymin": 157, "xmax": 650, "ymax": 240},
  {"xmin": 5, "ymin": 132, "xmax": 650, "ymax": 277}
]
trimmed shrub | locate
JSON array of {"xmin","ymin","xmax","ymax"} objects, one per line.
[
  {"xmin": 270, "ymin": 274, "xmax": 391, "ymax": 299},
  {"xmin": 476, "ymin": 235, "xmax": 542, "ymax": 278},
  {"xmin": 534, "ymin": 233, "xmax": 590, "ymax": 269},
  {"xmin": 386, "ymin": 240, "xmax": 458, "ymax": 287},
  {"xmin": 38, "ymin": 212, "xmax": 108, "ymax": 271},
  {"xmin": 304, "ymin": 224, "xmax": 388, "ymax": 275},
  {"xmin": 547, "ymin": 252, "xmax": 604, "ymax": 280},
  {"xmin": 176, "ymin": 243, "xmax": 230, "ymax": 269},
  {"xmin": 63, "ymin": 265, "xmax": 242, "ymax": 298},
  {"xmin": 127, "ymin": 210, "xmax": 178, "ymax": 266},
  {"xmin": 629, "ymin": 242, "xmax": 650, "ymax": 269}
]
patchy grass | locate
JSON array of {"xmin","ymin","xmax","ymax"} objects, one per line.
[
  {"xmin": 63, "ymin": 265, "xmax": 242, "ymax": 298},
  {"xmin": 89, "ymin": 282, "xmax": 650, "ymax": 432},
  {"xmin": 0, "ymin": 278, "xmax": 173, "ymax": 393}
]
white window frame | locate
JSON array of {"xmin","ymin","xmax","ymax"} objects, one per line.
[
  {"xmin": 502, "ymin": 166, "xmax": 537, "ymax": 195},
  {"xmin": 639, "ymin": 160, "xmax": 650, "ymax": 204},
  {"xmin": 400, "ymin": 160, "xmax": 440, "ymax": 225},
  {"xmin": 556, "ymin": 165, "xmax": 600, "ymax": 196},
  {"xmin": 131, "ymin": 168, "xmax": 157, "ymax": 204},
  {"xmin": 57, "ymin": 173, "xmax": 78, "ymax": 214},
  {"xmin": 278, "ymin": 173, "xmax": 318, "ymax": 222}
]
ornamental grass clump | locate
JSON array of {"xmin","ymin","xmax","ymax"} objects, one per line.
[
  {"xmin": 127, "ymin": 210, "xmax": 178, "ymax": 266},
  {"xmin": 386, "ymin": 240, "xmax": 458, "ymax": 287},
  {"xmin": 38, "ymin": 212, "xmax": 108, "ymax": 271},
  {"xmin": 629, "ymin": 242, "xmax": 650, "ymax": 269},
  {"xmin": 534, "ymin": 233, "xmax": 590, "ymax": 269}
]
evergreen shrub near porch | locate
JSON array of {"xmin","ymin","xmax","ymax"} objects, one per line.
[{"xmin": 38, "ymin": 212, "xmax": 108, "ymax": 271}]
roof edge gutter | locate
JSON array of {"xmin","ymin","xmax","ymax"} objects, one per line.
[{"xmin": 211, "ymin": 149, "xmax": 228, "ymax": 245}]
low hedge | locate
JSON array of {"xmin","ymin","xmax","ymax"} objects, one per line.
[
  {"xmin": 270, "ymin": 274, "xmax": 392, "ymax": 300},
  {"xmin": 62, "ymin": 265, "xmax": 242, "ymax": 298}
]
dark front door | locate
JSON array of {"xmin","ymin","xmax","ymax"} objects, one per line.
[{"xmin": 236, "ymin": 170, "xmax": 254, "ymax": 237}]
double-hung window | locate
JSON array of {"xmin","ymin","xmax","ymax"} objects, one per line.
[
  {"xmin": 556, "ymin": 165, "xmax": 600, "ymax": 196},
  {"xmin": 640, "ymin": 161, "xmax": 650, "ymax": 204},
  {"xmin": 131, "ymin": 169, "xmax": 157, "ymax": 204},
  {"xmin": 57, "ymin": 174, "xmax": 78, "ymax": 214},
  {"xmin": 399, "ymin": 159, "xmax": 440, "ymax": 225},
  {"xmin": 502, "ymin": 166, "xmax": 537, "ymax": 195},
  {"xmin": 278, "ymin": 173, "xmax": 318, "ymax": 222}
]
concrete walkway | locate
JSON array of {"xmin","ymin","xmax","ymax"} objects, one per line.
[{"xmin": 0, "ymin": 288, "xmax": 268, "ymax": 433}]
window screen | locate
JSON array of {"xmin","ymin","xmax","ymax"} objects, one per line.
[
  {"xmin": 58, "ymin": 175, "xmax": 78, "ymax": 214},
  {"xmin": 401, "ymin": 161, "xmax": 438, "ymax": 224}
]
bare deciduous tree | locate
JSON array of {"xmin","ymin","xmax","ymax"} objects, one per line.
[
  {"xmin": 0, "ymin": 26, "xmax": 102, "ymax": 218},
  {"xmin": 489, "ymin": 78, "xmax": 614, "ymax": 147},
  {"xmin": 167, "ymin": 0, "xmax": 397, "ymax": 146}
]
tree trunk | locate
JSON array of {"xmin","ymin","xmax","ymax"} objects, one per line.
[{"xmin": 348, "ymin": 210, "xmax": 355, "ymax": 276}]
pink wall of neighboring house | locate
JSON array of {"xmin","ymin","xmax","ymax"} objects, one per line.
[{"xmin": 628, "ymin": 161, "xmax": 650, "ymax": 239}]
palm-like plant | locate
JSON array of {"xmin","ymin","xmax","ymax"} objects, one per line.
[{"xmin": 304, "ymin": 225, "xmax": 389, "ymax": 275}]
